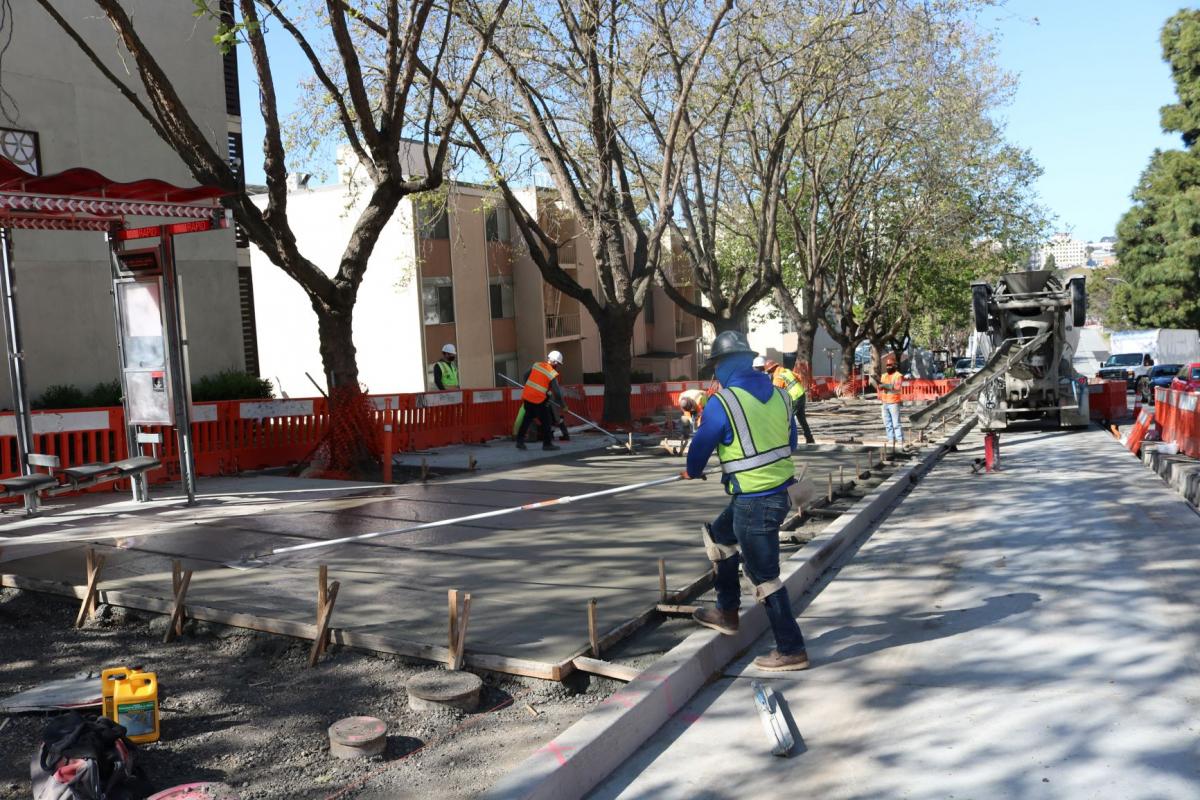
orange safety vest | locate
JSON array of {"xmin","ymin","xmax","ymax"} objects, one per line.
[
  {"xmin": 878, "ymin": 372, "xmax": 904, "ymax": 404},
  {"xmin": 522, "ymin": 361, "xmax": 559, "ymax": 403}
]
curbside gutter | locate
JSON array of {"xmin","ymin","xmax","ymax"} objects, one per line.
[{"xmin": 483, "ymin": 416, "xmax": 977, "ymax": 800}]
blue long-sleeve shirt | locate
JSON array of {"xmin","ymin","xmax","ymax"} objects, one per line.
[{"xmin": 686, "ymin": 367, "xmax": 797, "ymax": 496}]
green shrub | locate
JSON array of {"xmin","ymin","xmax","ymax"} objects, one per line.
[
  {"xmin": 86, "ymin": 380, "xmax": 122, "ymax": 407},
  {"xmin": 191, "ymin": 369, "xmax": 274, "ymax": 402},
  {"xmin": 32, "ymin": 384, "xmax": 87, "ymax": 410}
]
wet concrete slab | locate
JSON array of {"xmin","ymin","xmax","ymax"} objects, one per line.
[{"xmin": 0, "ymin": 401, "xmax": 948, "ymax": 671}]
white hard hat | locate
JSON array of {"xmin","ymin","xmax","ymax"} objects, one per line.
[
  {"xmin": 547, "ymin": 350, "xmax": 564, "ymax": 364},
  {"xmin": 752, "ymin": 355, "xmax": 766, "ymax": 369},
  {"xmin": 442, "ymin": 343, "xmax": 457, "ymax": 355}
]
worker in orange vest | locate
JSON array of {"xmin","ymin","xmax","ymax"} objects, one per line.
[
  {"xmin": 763, "ymin": 359, "xmax": 815, "ymax": 445},
  {"xmin": 870, "ymin": 352, "xmax": 905, "ymax": 445},
  {"xmin": 516, "ymin": 350, "xmax": 565, "ymax": 451},
  {"xmin": 677, "ymin": 388, "xmax": 708, "ymax": 450}
]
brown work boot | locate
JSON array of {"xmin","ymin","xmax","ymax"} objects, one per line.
[
  {"xmin": 692, "ymin": 607, "xmax": 739, "ymax": 635},
  {"xmin": 753, "ymin": 649, "xmax": 810, "ymax": 671}
]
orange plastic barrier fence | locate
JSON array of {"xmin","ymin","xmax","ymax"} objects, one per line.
[{"xmin": 1153, "ymin": 388, "xmax": 1200, "ymax": 457}]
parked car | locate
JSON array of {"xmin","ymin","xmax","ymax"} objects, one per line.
[
  {"xmin": 1146, "ymin": 363, "xmax": 1184, "ymax": 404},
  {"xmin": 954, "ymin": 355, "xmax": 986, "ymax": 379},
  {"xmin": 1169, "ymin": 362, "xmax": 1200, "ymax": 393}
]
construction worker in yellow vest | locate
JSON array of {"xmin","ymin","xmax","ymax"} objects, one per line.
[
  {"xmin": 681, "ymin": 331, "xmax": 809, "ymax": 671},
  {"xmin": 870, "ymin": 352, "xmax": 905, "ymax": 445},
  {"xmin": 763, "ymin": 359, "xmax": 816, "ymax": 445},
  {"xmin": 433, "ymin": 343, "xmax": 459, "ymax": 390},
  {"xmin": 515, "ymin": 351, "xmax": 565, "ymax": 451}
]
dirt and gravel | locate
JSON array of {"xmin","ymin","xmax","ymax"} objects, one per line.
[{"xmin": 0, "ymin": 587, "xmax": 619, "ymax": 799}]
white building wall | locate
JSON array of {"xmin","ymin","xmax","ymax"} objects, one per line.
[
  {"xmin": 248, "ymin": 187, "xmax": 424, "ymax": 397},
  {"xmin": 746, "ymin": 302, "xmax": 844, "ymax": 376}
]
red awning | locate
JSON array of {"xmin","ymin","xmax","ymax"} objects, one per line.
[
  {"xmin": 0, "ymin": 155, "xmax": 229, "ymax": 231},
  {"xmin": 0, "ymin": 156, "xmax": 227, "ymax": 203}
]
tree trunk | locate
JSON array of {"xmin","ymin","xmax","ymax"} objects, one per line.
[
  {"xmin": 597, "ymin": 312, "xmax": 637, "ymax": 424},
  {"xmin": 712, "ymin": 313, "xmax": 746, "ymax": 334},
  {"xmin": 315, "ymin": 300, "xmax": 359, "ymax": 390}
]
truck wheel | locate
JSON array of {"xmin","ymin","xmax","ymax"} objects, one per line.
[
  {"xmin": 1070, "ymin": 278, "xmax": 1086, "ymax": 327},
  {"xmin": 972, "ymin": 285, "xmax": 989, "ymax": 333}
]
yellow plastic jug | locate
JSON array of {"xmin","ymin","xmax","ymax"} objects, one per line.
[{"xmin": 101, "ymin": 666, "xmax": 160, "ymax": 744}]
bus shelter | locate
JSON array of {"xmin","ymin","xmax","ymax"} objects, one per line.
[{"xmin": 0, "ymin": 155, "xmax": 229, "ymax": 510}]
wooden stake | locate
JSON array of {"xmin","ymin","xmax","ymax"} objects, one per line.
[
  {"xmin": 588, "ymin": 598, "xmax": 600, "ymax": 658},
  {"xmin": 468, "ymin": 453, "xmax": 477, "ymax": 471},
  {"xmin": 827, "ymin": 472, "xmax": 834, "ymax": 502},
  {"xmin": 658, "ymin": 558, "xmax": 667, "ymax": 603},
  {"xmin": 447, "ymin": 588, "xmax": 459, "ymax": 669},
  {"xmin": 840, "ymin": 465, "xmax": 845, "ymax": 488},
  {"xmin": 420, "ymin": 458, "xmax": 429, "ymax": 481},
  {"xmin": 307, "ymin": 580, "xmax": 340, "ymax": 667},
  {"xmin": 74, "ymin": 549, "xmax": 105, "ymax": 628},
  {"xmin": 452, "ymin": 593, "xmax": 472, "ymax": 671},
  {"xmin": 855, "ymin": 455, "xmax": 862, "ymax": 478},
  {"xmin": 169, "ymin": 559, "xmax": 188, "ymax": 637},
  {"xmin": 163, "ymin": 566, "xmax": 193, "ymax": 644}
]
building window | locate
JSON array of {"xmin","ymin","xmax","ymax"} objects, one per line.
[
  {"xmin": 220, "ymin": 0, "xmax": 241, "ymax": 117},
  {"xmin": 422, "ymin": 277, "xmax": 455, "ymax": 324},
  {"xmin": 0, "ymin": 128, "xmax": 40, "ymax": 175},
  {"xmin": 238, "ymin": 267, "xmax": 260, "ymax": 375},
  {"xmin": 489, "ymin": 276, "xmax": 515, "ymax": 319},
  {"xmin": 494, "ymin": 352, "xmax": 518, "ymax": 387},
  {"xmin": 486, "ymin": 204, "xmax": 510, "ymax": 242},
  {"xmin": 417, "ymin": 200, "xmax": 450, "ymax": 240}
]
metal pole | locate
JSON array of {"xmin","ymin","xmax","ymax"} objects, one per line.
[
  {"xmin": 158, "ymin": 228, "xmax": 196, "ymax": 504},
  {"xmin": 0, "ymin": 228, "xmax": 36, "ymax": 513},
  {"xmin": 106, "ymin": 232, "xmax": 146, "ymax": 502}
]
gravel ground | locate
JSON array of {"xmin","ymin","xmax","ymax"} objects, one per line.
[{"xmin": 0, "ymin": 588, "xmax": 616, "ymax": 799}]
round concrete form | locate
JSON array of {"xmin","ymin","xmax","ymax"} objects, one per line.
[
  {"xmin": 327, "ymin": 716, "xmax": 387, "ymax": 760},
  {"xmin": 406, "ymin": 670, "xmax": 482, "ymax": 712}
]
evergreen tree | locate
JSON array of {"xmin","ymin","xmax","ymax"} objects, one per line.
[{"xmin": 1114, "ymin": 10, "xmax": 1200, "ymax": 330}]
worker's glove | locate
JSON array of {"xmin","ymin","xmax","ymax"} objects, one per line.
[{"xmin": 679, "ymin": 470, "xmax": 707, "ymax": 481}]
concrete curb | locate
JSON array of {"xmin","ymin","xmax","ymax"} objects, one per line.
[
  {"xmin": 1139, "ymin": 443, "xmax": 1200, "ymax": 508},
  {"xmin": 483, "ymin": 417, "xmax": 977, "ymax": 800}
]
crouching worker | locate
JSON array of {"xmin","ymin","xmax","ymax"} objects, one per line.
[
  {"xmin": 681, "ymin": 331, "xmax": 809, "ymax": 671},
  {"xmin": 677, "ymin": 388, "xmax": 708, "ymax": 448}
]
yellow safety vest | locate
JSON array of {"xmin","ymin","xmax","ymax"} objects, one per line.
[
  {"xmin": 771, "ymin": 367, "xmax": 805, "ymax": 402},
  {"xmin": 435, "ymin": 359, "xmax": 459, "ymax": 389},
  {"xmin": 712, "ymin": 386, "xmax": 795, "ymax": 495}
]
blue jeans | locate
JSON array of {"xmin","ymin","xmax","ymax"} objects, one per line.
[
  {"xmin": 709, "ymin": 491, "xmax": 806, "ymax": 655},
  {"xmin": 881, "ymin": 402, "xmax": 903, "ymax": 442}
]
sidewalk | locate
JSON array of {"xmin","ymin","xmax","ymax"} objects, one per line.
[{"xmin": 590, "ymin": 426, "xmax": 1200, "ymax": 799}]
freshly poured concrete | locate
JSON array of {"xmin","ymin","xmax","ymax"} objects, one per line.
[
  {"xmin": 0, "ymin": 401, "xmax": 936, "ymax": 671},
  {"xmin": 591, "ymin": 427, "xmax": 1200, "ymax": 799}
]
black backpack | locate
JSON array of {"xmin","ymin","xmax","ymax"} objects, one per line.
[{"xmin": 30, "ymin": 712, "xmax": 153, "ymax": 800}]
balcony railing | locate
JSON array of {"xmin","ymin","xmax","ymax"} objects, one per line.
[{"xmin": 546, "ymin": 313, "xmax": 581, "ymax": 340}]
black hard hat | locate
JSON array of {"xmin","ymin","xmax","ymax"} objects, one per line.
[{"xmin": 707, "ymin": 330, "xmax": 756, "ymax": 364}]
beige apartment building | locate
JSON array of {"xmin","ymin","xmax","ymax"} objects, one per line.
[
  {"xmin": 250, "ymin": 166, "xmax": 701, "ymax": 396},
  {"xmin": 0, "ymin": 1, "xmax": 251, "ymax": 406}
]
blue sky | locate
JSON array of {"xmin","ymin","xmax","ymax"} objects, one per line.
[
  {"xmin": 239, "ymin": 1, "xmax": 1186, "ymax": 243},
  {"xmin": 986, "ymin": 1, "xmax": 1182, "ymax": 241}
]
